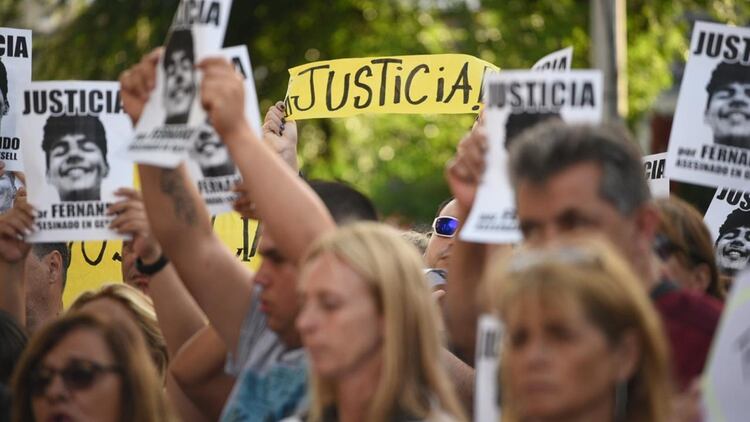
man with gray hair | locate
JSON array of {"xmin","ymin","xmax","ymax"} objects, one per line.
[
  {"xmin": 0, "ymin": 189, "xmax": 69, "ymax": 333},
  {"xmin": 445, "ymin": 120, "xmax": 722, "ymax": 389}
]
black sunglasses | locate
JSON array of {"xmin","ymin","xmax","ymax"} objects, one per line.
[
  {"xmin": 433, "ymin": 216, "xmax": 460, "ymax": 238},
  {"xmin": 30, "ymin": 359, "xmax": 121, "ymax": 396}
]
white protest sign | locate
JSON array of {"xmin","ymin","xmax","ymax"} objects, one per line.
[
  {"xmin": 704, "ymin": 187, "xmax": 750, "ymax": 277},
  {"xmin": 474, "ymin": 314, "xmax": 503, "ymax": 422},
  {"xmin": 0, "ymin": 27, "xmax": 32, "ymax": 172},
  {"xmin": 665, "ymin": 22, "xmax": 750, "ymax": 191},
  {"xmin": 185, "ymin": 45, "xmax": 262, "ymax": 215},
  {"xmin": 531, "ymin": 46, "xmax": 573, "ymax": 71},
  {"xmin": 127, "ymin": 0, "xmax": 233, "ymax": 168},
  {"xmin": 703, "ymin": 268, "xmax": 750, "ymax": 422},
  {"xmin": 20, "ymin": 81, "xmax": 134, "ymax": 242},
  {"xmin": 461, "ymin": 70, "xmax": 603, "ymax": 243},
  {"xmin": 642, "ymin": 152, "xmax": 669, "ymax": 198}
]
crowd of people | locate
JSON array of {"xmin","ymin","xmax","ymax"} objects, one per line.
[{"xmin": 0, "ymin": 43, "xmax": 744, "ymax": 422}]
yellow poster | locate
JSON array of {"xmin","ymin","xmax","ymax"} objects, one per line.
[
  {"xmin": 285, "ymin": 54, "xmax": 498, "ymax": 119},
  {"xmin": 63, "ymin": 213, "xmax": 261, "ymax": 307}
]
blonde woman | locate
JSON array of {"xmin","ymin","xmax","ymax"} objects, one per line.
[
  {"xmin": 70, "ymin": 283, "xmax": 168, "ymax": 379},
  {"xmin": 484, "ymin": 237, "xmax": 673, "ymax": 422},
  {"xmin": 294, "ymin": 222, "xmax": 465, "ymax": 422}
]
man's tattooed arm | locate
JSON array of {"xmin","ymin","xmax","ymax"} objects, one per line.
[{"xmin": 158, "ymin": 168, "xmax": 199, "ymax": 225}]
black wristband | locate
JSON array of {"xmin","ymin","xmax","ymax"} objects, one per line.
[{"xmin": 135, "ymin": 254, "xmax": 169, "ymax": 275}]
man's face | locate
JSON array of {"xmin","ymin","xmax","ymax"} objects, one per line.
[
  {"xmin": 46, "ymin": 133, "xmax": 108, "ymax": 200},
  {"xmin": 120, "ymin": 241, "xmax": 151, "ymax": 295},
  {"xmin": 515, "ymin": 162, "xmax": 641, "ymax": 263},
  {"xmin": 163, "ymin": 49, "xmax": 195, "ymax": 118},
  {"xmin": 254, "ymin": 234, "xmax": 301, "ymax": 347},
  {"xmin": 424, "ymin": 199, "xmax": 459, "ymax": 270},
  {"xmin": 24, "ymin": 252, "xmax": 63, "ymax": 333},
  {"xmin": 193, "ymin": 127, "xmax": 231, "ymax": 169},
  {"xmin": 705, "ymin": 82, "xmax": 750, "ymax": 142},
  {"xmin": 715, "ymin": 226, "xmax": 750, "ymax": 274}
]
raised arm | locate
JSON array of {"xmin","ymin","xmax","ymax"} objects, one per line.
[
  {"xmin": 444, "ymin": 124, "xmax": 491, "ymax": 364},
  {"xmin": 120, "ymin": 53, "xmax": 335, "ymax": 353},
  {"xmin": 198, "ymin": 57, "xmax": 335, "ymax": 263},
  {"xmin": 0, "ymin": 187, "xmax": 33, "ymax": 327},
  {"xmin": 108, "ymin": 187, "xmax": 207, "ymax": 357},
  {"xmin": 170, "ymin": 325, "xmax": 236, "ymax": 420}
]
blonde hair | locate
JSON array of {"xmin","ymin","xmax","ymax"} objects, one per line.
[
  {"xmin": 70, "ymin": 283, "xmax": 168, "ymax": 380},
  {"xmin": 302, "ymin": 222, "xmax": 465, "ymax": 422},
  {"xmin": 482, "ymin": 237, "xmax": 672, "ymax": 422},
  {"xmin": 11, "ymin": 313, "xmax": 175, "ymax": 422}
]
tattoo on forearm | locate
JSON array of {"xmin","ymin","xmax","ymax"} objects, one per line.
[{"xmin": 159, "ymin": 169, "xmax": 198, "ymax": 225}]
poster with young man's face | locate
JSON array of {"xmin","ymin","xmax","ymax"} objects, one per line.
[
  {"xmin": 19, "ymin": 81, "xmax": 134, "ymax": 242},
  {"xmin": 127, "ymin": 0, "xmax": 232, "ymax": 168},
  {"xmin": 185, "ymin": 45, "xmax": 262, "ymax": 215},
  {"xmin": 665, "ymin": 22, "xmax": 750, "ymax": 192},
  {"xmin": 0, "ymin": 27, "xmax": 32, "ymax": 172},
  {"xmin": 460, "ymin": 70, "xmax": 602, "ymax": 243},
  {"xmin": 705, "ymin": 187, "xmax": 750, "ymax": 277}
]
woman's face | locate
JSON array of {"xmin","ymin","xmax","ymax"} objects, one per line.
[
  {"xmin": 31, "ymin": 328, "xmax": 122, "ymax": 422},
  {"xmin": 297, "ymin": 252, "xmax": 383, "ymax": 379},
  {"xmin": 504, "ymin": 294, "xmax": 626, "ymax": 420}
]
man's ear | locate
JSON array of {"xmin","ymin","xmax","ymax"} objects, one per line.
[
  {"xmin": 44, "ymin": 250, "xmax": 63, "ymax": 288},
  {"xmin": 102, "ymin": 162, "xmax": 110, "ymax": 179}
]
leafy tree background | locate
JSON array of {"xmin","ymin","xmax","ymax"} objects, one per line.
[{"xmin": 2, "ymin": 0, "xmax": 748, "ymax": 225}]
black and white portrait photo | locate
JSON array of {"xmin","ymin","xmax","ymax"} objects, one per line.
[
  {"xmin": 41, "ymin": 114, "xmax": 109, "ymax": 202},
  {"xmin": 715, "ymin": 208, "xmax": 750, "ymax": 276},
  {"xmin": 704, "ymin": 61, "xmax": 750, "ymax": 150},
  {"xmin": 163, "ymin": 28, "xmax": 196, "ymax": 125},
  {"xmin": 192, "ymin": 125, "xmax": 235, "ymax": 177},
  {"xmin": 666, "ymin": 22, "xmax": 750, "ymax": 192}
]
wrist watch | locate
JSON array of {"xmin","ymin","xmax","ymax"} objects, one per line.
[{"xmin": 135, "ymin": 254, "xmax": 169, "ymax": 275}]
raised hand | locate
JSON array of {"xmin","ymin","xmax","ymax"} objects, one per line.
[
  {"xmin": 263, "ymin": 101, "xmax": 298, "ymax": 171},
  {"xmin": 0, "ymin": 188, "xmax": 34, "ymax": 263},
  {"xmin": 119, "ymin": 48, "xmax": 162, "ymax": 125},
  {"xmin": 108, "ymin": 188, "xmax": 162, "ymax": 262},
  {"xmin": 445, "ymin": 122, "xmax": 488, "ymax": 213},
  {"xmin": 198, "ymin": 57, "xmax": 248, "ymax": 144}
]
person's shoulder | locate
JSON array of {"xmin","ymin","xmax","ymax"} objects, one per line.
[{"xmin": 654, "ymin": 286, "xmax": 723, "ymax": 333}]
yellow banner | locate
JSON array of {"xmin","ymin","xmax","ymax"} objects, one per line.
[
  {"xmin": 63, "ymin": 214, "xmax": 261, "ymax": 307},
  {"xmin": 285, "ymin": 54, "xmax": 499, "ymax": 119}
]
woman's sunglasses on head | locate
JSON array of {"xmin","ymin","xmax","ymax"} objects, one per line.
[{"xmin": 432, "ymin": 216, "xmax": 460, "ymax": 238}]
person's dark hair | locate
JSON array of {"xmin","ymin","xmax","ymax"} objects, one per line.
[
  {"xmin": 0, "ymin": 311, "xmax": 27, "ymax": 384},
  {"xmin": 31, "ymin": 243, "xmax": 71, "ymax": 291},
  {"xmin": 654, "ymin": 197, "xmax": 722, "ymax": 300},
  {"xmin": 10, "ymin": 313, "xmax": 173, "ymax": 422},
  {"xmin": 163, "ymin": 28, "xmax": 194, "ymax": 69},
  {"xmin": 504, "ymin": 111, "xmax": 562, "ymax": 149},
  {"xmin": 717, "ymin": 208, "xmax": 750, "ymax": 241},
  {"xmin": 508, "ymin": 122, "xmax": 650, "ymax": 216},
  {"xmin": 309, "ymin": 180, "xmax": 378, "ymax": 224},
  {"xmin": 0, "ymin": 59, "xmax": 9, "ymax": 115},
  {"xmin": 41, "ymin": 115, "xmax": 108, "ymax": 171},
  {"xmin": 705, "ymin": 61, "xmax": 750, "ymax": 111}
]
